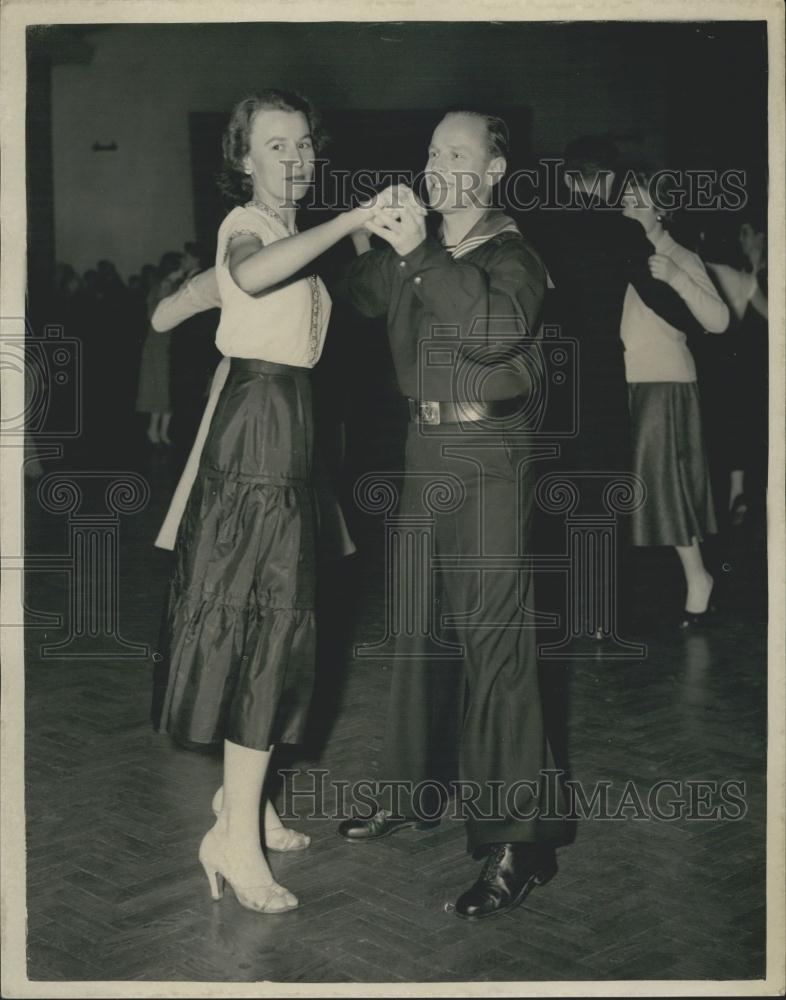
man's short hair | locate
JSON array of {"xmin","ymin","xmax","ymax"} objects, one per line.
[
  {"xmin": 443, "ymin": 109, "xmax": 510, "ymax": 161},
  {"xmin": 563, "ymin": 135, "xmax": 619, "ymax": 176}
]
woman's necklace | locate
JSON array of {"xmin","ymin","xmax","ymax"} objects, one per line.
[{"xmin": 246, "ymin": 198, "xmax": 297, "ymax": 235}]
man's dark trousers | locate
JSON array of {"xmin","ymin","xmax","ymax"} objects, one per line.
[{"xmin": 374, "ymin": 418, "xmax": 567, "ymax": 855}]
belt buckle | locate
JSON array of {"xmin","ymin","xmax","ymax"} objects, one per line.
[{"xmin": 418, "ymin": 400, "xmax": 441, "ymax": 425}]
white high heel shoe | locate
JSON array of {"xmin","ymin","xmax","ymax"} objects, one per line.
[
  {"xmin": 211, "ymin": 787, "xmax": 311, "ymax": 853},
  {"xmin": 198, "ymin": 828, "xmax": 299, "ymax": 914}
]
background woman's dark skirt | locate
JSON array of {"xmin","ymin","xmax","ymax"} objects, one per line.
[
  {"xmin": 155, "ymin": 358, "xmax": 317, "ymax": 751},
  {"xmin": 628, "ymin": 381, "xmax": 717, "ymax": 547}
]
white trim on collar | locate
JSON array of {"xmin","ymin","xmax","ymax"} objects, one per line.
[{"xmin": 449, "ymin": 223, "xmax": 520, "ymax": 260}]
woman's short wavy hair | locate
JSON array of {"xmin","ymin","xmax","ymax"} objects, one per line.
[{"xmin": 216, "ymin": 89, "xmax": 327, "ymax": 205}]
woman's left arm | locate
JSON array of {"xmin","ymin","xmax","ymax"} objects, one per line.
[
  {"xmin": 650, "ymin": 253, "xmax": 730, "ymax": 333},
  {"xmin": 749, "ymin": 287, "xmax": 768, "ymax": 320},
  {"xmin": 151, "ymin": 268, "xmax": 220, "ymax": 332},
  {"xmin": 749, "ymin": 270, "xmax": 768, "ymax": 320}
]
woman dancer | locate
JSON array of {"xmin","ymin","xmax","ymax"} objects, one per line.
[
  {"xmin": 619, "ymin": 171, "xmax": 729, "ymax": 627},
  {"xmin": 156, "ymin": 89, "xmax": 379, "ymax": 914},
  {"xmin": 136, "ymin": 251, "xmax": 184, "ymax": 445},
  {"xmin": 705, "ymin": 214, "xmax": 768, "ymax": 525}
]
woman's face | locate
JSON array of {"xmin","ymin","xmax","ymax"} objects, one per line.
[
  {"xmin": 739, "ymin": 222, "xmax": 764, "ymax": 261},
  {"xmin": 243, "ymin": 108, "xmax": 315, "ymax": 208},
  {"xmin": 620, "ymin": 180, "xmax": 659, "ymax": 230}
]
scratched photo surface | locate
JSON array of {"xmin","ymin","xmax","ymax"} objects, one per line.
[{"xmin": 4, "ymin": 8, "xmax": 779, "ymax": 994}]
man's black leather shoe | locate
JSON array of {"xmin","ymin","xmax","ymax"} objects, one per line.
[
  {"xmin": 338, "ymin": 810, "xmax": 440, "ymax": 842},
  {"xmin": 454, "ymin": 842, "xmax": 557, "ymax": 920}
]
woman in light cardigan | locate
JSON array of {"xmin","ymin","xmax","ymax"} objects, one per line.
[{"xmin": 619, "ymin": 173, "xmax": 729, "ymax": 627}]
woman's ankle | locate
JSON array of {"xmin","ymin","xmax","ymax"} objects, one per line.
[{"xmin": 685, "ymin": 571, "xmax": 714, "ymax": 613}]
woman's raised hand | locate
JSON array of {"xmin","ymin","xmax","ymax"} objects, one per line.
[
  {"xmin": 364, "ymin": 202, "xmax": 427, "ymax": 256},
  {"xmin": 350, "ymin": 229, "xmax": 373, "ymax": 256},
  {"xmin": 353, "ymin": 185, "xmax": 428, "ymax": 256},
  {"xmin": 648, "ymin": 253, "xmax": 680, "ymax": 285},
  {"xmin": 358, "ymin": 184, "xmax": 427, "ymax": 223}
]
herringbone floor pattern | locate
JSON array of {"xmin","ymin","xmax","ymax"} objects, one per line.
[{"xmin": 22, "ymin": 440, "xmax": 767, "ymax": 984}]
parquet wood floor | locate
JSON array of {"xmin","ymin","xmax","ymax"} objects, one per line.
[{"xmin": 21, "ymin": 436, "xmax": 768, "ymax": 984}]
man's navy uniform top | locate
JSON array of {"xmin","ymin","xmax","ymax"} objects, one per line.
[{"xmin": 340, "ymin": 208, "xmax": 546, "ymax": 405}]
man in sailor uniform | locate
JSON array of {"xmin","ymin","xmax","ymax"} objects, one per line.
[{"xmin": 336, "ymin": 110, "xmax": 568, "ymax": 920}]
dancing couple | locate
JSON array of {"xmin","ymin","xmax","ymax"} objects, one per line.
[{"xmin": 153, "ymin": 88, "xmax": 566, "ymax": 920}]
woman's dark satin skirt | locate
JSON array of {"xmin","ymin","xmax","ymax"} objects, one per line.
[
  {"xmin": 628, "ymin": 381, "xmax": 717, "ymax": 547},
  {"xmin": 155, "ymin": 358, "xmax": 317, "ymax": 751}
]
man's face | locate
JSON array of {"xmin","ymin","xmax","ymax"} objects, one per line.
[
  {"xmin": 739, "ymin": 222, "xmax": 764, "ymax": 261},
  {"xmin": 424, "ymin": 114, "xmax": 503, "ymax": 214}
]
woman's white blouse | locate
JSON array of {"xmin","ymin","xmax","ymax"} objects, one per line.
[{"xmin": 215, "ymin": 204, "xmax": 331, "ymax": 367}]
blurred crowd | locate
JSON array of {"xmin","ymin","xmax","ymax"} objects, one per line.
[{"xmin": 49, "ymin": 243, "xmax": 221, "ymax": 472}]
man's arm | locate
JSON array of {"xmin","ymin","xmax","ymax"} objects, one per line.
[
  {"xmin": 335, "ymin": 245, "xmax": 395, "ymax": 318},
  {"xmin": 151, "ymin": 268, "xmax": 220, "ymax": 332}
]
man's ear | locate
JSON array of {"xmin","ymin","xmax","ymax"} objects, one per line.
[{"xmin": 487, "ymin": 155, "xmax": 506, "ymax": 188}]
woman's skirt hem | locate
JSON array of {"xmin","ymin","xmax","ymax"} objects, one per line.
[{"xmin": 628, "ymin": 381, "xmax": 717, "ymax": 548}]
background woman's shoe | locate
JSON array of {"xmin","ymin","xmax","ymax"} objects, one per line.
[
  {"xmin": 679, "ymin": 573, "xmax": 716, "ymax": 630},
  {"xmin": 337, "ymin": 810, "xmax": 440, "ymax": 842},
  {"xmin": 454, "ymin": 843, "xmax": 557, "ymax": 920},
  {"xmin": 678, "ymin": 604, "xmax": 717, "ymax": 629}
]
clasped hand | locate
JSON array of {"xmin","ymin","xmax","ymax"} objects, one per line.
[
  {"xmin": 648, "ymin": 253, "xmax": 679, "ymax": 284},
  {"xmin": 356, "ymin": 184, "xmax": 428, "ymax": 256}
]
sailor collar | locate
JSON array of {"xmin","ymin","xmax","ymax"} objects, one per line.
[
  {"xmin": 439, "ymin": 209, "xmax": 520, "ymax": 259},
  {"xmin": 438, "ymin": 208, "xmax": 554, "ymax": 288}
]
